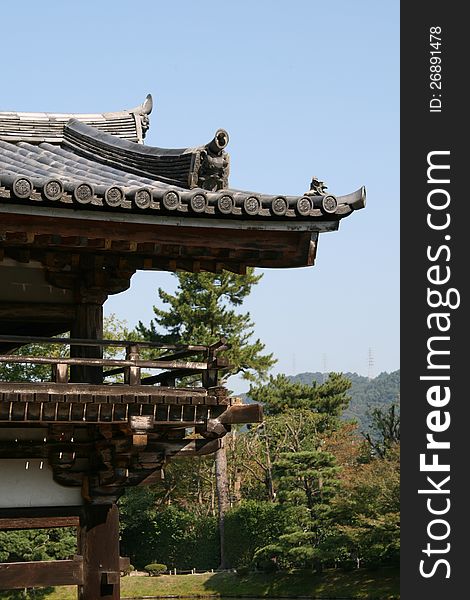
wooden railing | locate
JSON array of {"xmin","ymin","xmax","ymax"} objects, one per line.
[{"xmin": 0, "ymin": 335, "xmax": 230, "ymax": 388}]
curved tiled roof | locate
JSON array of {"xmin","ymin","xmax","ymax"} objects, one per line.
[
  {"xmin": 0, "ymin": 95, "xmax": 365, "ymax": 224},
  {"xmin": 0, "ymin": 94, "xmax": 153, "ymax": 144}
]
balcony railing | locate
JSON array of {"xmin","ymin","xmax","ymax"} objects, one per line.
[{"xmin": 0, "ymin": 335, "xmax": 229, "ymax": 388}]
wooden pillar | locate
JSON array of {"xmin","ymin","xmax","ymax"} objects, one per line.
[
  {"xmin": 70, "ymin": 303, "xmax": 103, "ymax": 384},
  {"xmin": 78, "ymin": 504, "xmax": 120, "ymax": 600}
]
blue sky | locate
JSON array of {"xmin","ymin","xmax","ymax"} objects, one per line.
[{"xmin": 2, "ymin": 1, "xmax": 399, "ymax": 392}]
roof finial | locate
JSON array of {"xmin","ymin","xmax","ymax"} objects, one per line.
[
  {"xmin": 142, "ymin": 94, "xmax": 153, "ymax": 115},
  {"xmin": 308, "ymin": 176, "xmax": 328, "ymax": 196},
  {"xmin": 135, "ymin": 94, "xmax": 153, "ymax": 141}
]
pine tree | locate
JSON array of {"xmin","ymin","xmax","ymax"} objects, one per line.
[
  {"xmin": 249, "ymin": 373, "xmax": 351, "ymax": 571},
  {"xmin": 136, "ymin": 269, "xmax": 275, "ymax": 568},
  {"xmin": 249, "ymin": 372, "xmax": 351, "ymax": 418},
  {"xmin": 136, "ymin": 270, "xmax": 275, "ymax": 382}
]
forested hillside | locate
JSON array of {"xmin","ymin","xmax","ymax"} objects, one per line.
[{"xmin": 289, "ymin": 370, "xmax": 400, "ymax": 432}]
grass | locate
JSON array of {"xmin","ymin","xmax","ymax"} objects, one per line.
[{"xmin": 0, "ymin": 568, "xmax": 399, "ymax": 599}]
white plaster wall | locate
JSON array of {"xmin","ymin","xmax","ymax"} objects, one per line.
[{"xmin": 0, "ymin": 459, "xmax": 83, "ymax": 508}]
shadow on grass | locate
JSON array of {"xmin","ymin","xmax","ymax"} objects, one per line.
[
  {"xmin": 0, "ymin": 588, "xmax": 54, "ymax": 600},
  {"xmin": 201, "ymin": 568, "xmax": 400, "ymax": 599}
]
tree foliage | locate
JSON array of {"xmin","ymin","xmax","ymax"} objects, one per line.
[
  {"xmin": 364, "ymin": 403, "xmax": 400, "ymax": 458},
  {"xmin": 320, "ymin": 443, "xmax": 400, "ymax": 568},
  {"xmin": 224, "ymin": 500, "xmax": 287, "ymax": 568},
  {"xmin": 120, "ymin": 500, "xmax": 219, "ymax": 570},
  {"xmin": 291, "ymin": 370, "xmax": 400, "ymax": 432},
  {"xmin": 134, "ymin": 269, "xmax": 276, "ymax": 568},
  {"xmin": 119, "ymin": 369, "xmax": 399, "ymax": 572},
  {"xmin": 249, "ymin": 372, "xmax": 351, "ymax": 417},
  {"xmin": 136, "ymin": 270, "xmax": 275, "ymax": 383},
  {"xmin": 0, "ymin": 528, "xmax": 76, "ymax": 563}
]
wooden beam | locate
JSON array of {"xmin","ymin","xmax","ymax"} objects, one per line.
[
  {"xmin": 0, "ymin": 516, "xmax": 79, "ymax": 530},
  {"xmin": 0, "ymin": 381, "xmax": 211, "ymax": 399},
  {"xmin": 0, "ymin": 334, "xmax": 208, "ymax": 352},
  {"xmin": 0, "ymin": 210, "xmax": 331, "ymax": 271},
  {"xmin": 0, "ymin": 302, "xmax": 76, "ymax": 322},
  {"xmin": 0, "ymin": 208, "xmax": 336, "ymax": 239},
  {"xmin": 0, "ymin": 355, "xmax": 212, "ymax": 371},
  {"xmin": 218, "ymin": 402, "xmax": 263, "ymax": 424},
  {"xmin": 157, "ymin": 438, "xmax": 222, "ymax": 457},
  {"xmin": 0, "ymin": 506, "xmax": 83, "ymax": 519},
  {"xmin": 0, "ymin": 557, "xmax": 83, "ymax": 589},
  {"xmin": 0, "ymin": 438, "xmax": 223, "ymax": 465}
]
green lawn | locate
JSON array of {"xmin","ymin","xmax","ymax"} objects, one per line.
[{"xmin": 0, "ymin": 568, "xmax": 399, "ymax": 599}]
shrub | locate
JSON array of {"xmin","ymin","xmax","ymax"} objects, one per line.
[
  {"xmin": 121, "ymin": 564, "xmax": 134, "ymax": 576},
  {"xmin": 144, "ymin": 563, "xmax": 167, "ymax": 577},
  {"xmin": 121, "ymin": 502, "xmax": 219, "ymax": 570},
  {"xmin": 224, "ymin": 500, "xmax": 287, "ymax": 568}
]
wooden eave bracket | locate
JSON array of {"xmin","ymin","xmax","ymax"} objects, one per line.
[{"xmin": 129, "ymin": 414, "xmax": 154, "ymax": 447}]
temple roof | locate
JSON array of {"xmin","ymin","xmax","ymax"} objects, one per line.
[
  {"xmin": 0, "ymin": 94, "xmax": 364, "ymax": 224},
  {"xmin": 0, "ymin": 95, "xmax": 365, "ymax": 276}
]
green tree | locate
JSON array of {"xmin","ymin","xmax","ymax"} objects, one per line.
[
  {"xmin": 364, "ymin": 403, "xmax": 400, "ymax": 458},
  {"xmin": 136, "ymin": 270, "xmax": 275, "ymax": 383},
  {"xmin": 247, "ymin": 373, "xmax": 351, "ymax": 504},
  {"xmin": 321, "ymin": 443, "xmax": 400, "ymax": 569},
  {"xmin": 119, "ymin": 497, "xmax": 219, "ymax": 570},
  {"xmin": 136, "ymin": 269, "xmax": 275, "ymax": 569},
  {"xmin": 0, "ymin": 528, "xmax": 76, "ymax": 563},
  {"xmin": 224, "ymin": 500, "xmax": 287, "ymax": 568},
  {"xmin": 250, "ymin": 372, "xmax": 351, "ymax": 417},
  {"xmin": 247, "ymin": 374, "xmax": 352, "ymax": 572}
]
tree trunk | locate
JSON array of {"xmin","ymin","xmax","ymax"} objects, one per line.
[
  {"xmin": 210, "ymin": 463, "xmax": 216, "ymax": 516},
  {"xmin": 215, "ymin": 441, "xmax": 230, "ymax": 569},
  {"xmin": 230, "ymin": 430, "xmax": 242, "ymax": 505},
  {"xmin": 263, "ymin": 425, "xmax": 276, "ymax": 502},
  {"xmin": 233, "ymin": 468, "xmax": 242, "ymax": 504}
]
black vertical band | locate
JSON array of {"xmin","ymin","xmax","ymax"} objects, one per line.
[{"xmin": 401, "ymin": 4, "xmax": 466, "ymax": 598}]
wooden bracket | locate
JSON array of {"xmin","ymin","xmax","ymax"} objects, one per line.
[{"xmin": 129, "ymin": 414, "xmax": 154, "ymax": 448}]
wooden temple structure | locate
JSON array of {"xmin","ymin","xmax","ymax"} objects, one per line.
[{"xmin": 0, "ymin": 94, "xmax": 365, "ymax": 598}]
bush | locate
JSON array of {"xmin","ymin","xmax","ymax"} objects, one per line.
[
  {"xmin": 236, "ymin": 565, "xmax": 250, "ymax": 576},
  {"xmin": 224, "ymin": 500, "xmax": 287, "ymax": 568},
  {"xmin": 254, "ymin": 556, "xmax": 280, "ymax": 573},
  {"xmin": 120, "ymin": 501, "xmax": 219, "ymax": 570},
  {"xmin": 121, "ymin": 564, "xmax": 134, "ymax": 576},
  {"xmin": 144, "ymin": 563, "xmax": 167, "ymax": 577}
]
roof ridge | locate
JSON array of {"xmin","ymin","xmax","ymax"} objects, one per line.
[
  {"xmin": 63, "ymin": 119, "xmax": 230, "ymax": 190},
  {"xmin": 0, "ymin": 94, "xmax": 153, "ymax": 144}
]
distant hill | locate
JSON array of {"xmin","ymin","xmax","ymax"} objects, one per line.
[
  {"xmin": 241, "ymin": 370, "xmax": 400, "ymax": 433},
  {"xmin": 290, "ymin": 370, "xmax": 400, "ymax": 432}
]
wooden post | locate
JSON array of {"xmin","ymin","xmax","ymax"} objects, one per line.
[
  {"xmin": 124, "ymin": 344, "xmax": 141, "ymax": 386},
  {"xmin": 78, "ymin": 504, "xmax": 120, "ymax": 600},
  {"xmin": 70, "ymin": 303, "xmax": 103, "ymax": 384},
  {"xmin": 53, "ymin": 362, "xmax": 69, "ymax": 383}
]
